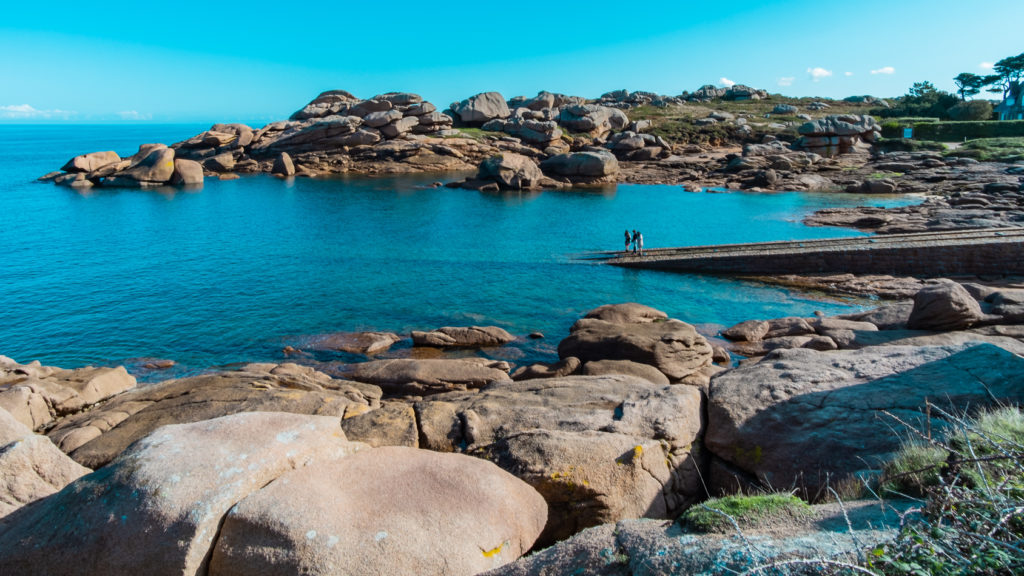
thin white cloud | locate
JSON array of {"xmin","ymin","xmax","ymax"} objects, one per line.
[
  {"xmin": 980, "ymin": 62, "xmax": 995, "ymax": 70},
  {"xmin": 870, "ymin": 66, "xmax": 895, "ymax": 75},
  {"xmin": 0, "ymin": 104, "xmax": 77, "ymax": 119},
  {"xmin": 844, "ymin": 71, "xmax": 854, "ymax": 77},
  {"xmin": 807, "ymin": 67, "xmax": 832, "ymax": 81},
  {"xmin": 777, "ymin": 77, "xmax": 794, "ymax": 87},
  {"xmin": 719, "ymin": 77, "xmax": 736, "ymax": 88},
  {"xmin": 118, "ymin": 110, "xmax": 152, "ymax": 120}
]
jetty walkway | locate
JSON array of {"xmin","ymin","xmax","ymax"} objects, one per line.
[{"xmin": 586, "ymin": 228, "xmax": 1024, "ymax": 276}]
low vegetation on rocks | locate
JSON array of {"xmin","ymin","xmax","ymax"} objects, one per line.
[
  {"xmin": 869, "ymin": 406, "xmax": 1024, "ymax": 576},
  {"xmin": 681, "ymin": 493, "xmax": 812, "ymax": 533}
]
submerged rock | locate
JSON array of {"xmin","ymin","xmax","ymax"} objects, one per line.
[{"xmin": 411, "ymin": 326, "xmax": 515, "ymax": 348}]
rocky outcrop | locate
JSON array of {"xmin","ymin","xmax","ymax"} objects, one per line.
[
  {"xmin": 289, "ymin": 89, "xmax": 360, "ymax": 120},
  {"xmin": 796, "ymin": 114, "xmax": 881, "ymax": 157},
  {"xmin": 0, "ymin": 356, "xmax": 136, "ymax": 431},
  {"xmin": 687, "ymin": 84, "xmax": 727, "ymax": 101},
  {"xmin": 271, "ymin": 152, "xmax": 295, "ymax": 176},
  {"xmin": 170, "ymin": 158, "xmax": 204, "ymax": 185},
  {"xmin": 44, "ymin": 363, "xmax": 381, "ymax": 468},
  {"xmin": 415, "ymin": 374, "xmax": 704, "ymax": 545},
  {"xmin": 50, "ymin": 143, "xmax": 205, "ymax": 189},
  {"xmin": 304, "ymin": 331, "xmax": 403, "ymax": 355},
  {"xmin": 558, "ymin": 304, "xmax": 713, "ymax": 382},
  {"xmin": 411, "ymin": 326, "xmax": 515, "ymax": 348},
  {"xmin": 606, "ymin": 130, "xmax": 671, "ymax": 161},
  {"xmin": 0, "ymin": 412, "xmax": 365, "ymax": 576},
  {"xmin": 0, "ymin": 407, "xmax": 89, "ymax": 519},
  {"xmin": 474, "ymin": 153, "xmax": 544, "ymax": 190},
  {"xmin": 557, "ymin": 104, "xmax": 629, "ymax": 138},
  {"xmin": 510, "ymin": 357, "xmax": 581, "ymax": 381},
  {"xmin": 584, "ymin": 302, "xmax": 667, "ymax": 324},
  {"xmin": 580, "ymin": 359, "xmax": 670, "ymax": 385},
  {"xmin": 539, "ymin": 151, "xmax": 619, "ymax": 184},
  {"xmin": 705, "ymin": 343, "xmax": 1024, "ymax": 498},
  {"xmin": 450, "ymin": 92, "xmax": 511, "ymax": 125},
  {"xmin": 335, "ymin": 358, "xmax": 511, "ymax": 396},
  {"xmin": 61, "ymin": 151, "xmax": 120, "ymax": 173},
  {"xmin": 1, "ymin": 412, "xmax": 547, "ymax": 575},
  {"xmin": 211, "ymin": 446, "xmax": 547, "ymax": 576},
  {"xmin": 722, "ymin": 84, "xmax": 769, "ymax": 101},
  {"xmin": 721, "ymin": 319, "xmax": 770, "ymax": 342},
  {"xmin": 482, "ymin": 116, "xmax": 564, "ymax": 147}
]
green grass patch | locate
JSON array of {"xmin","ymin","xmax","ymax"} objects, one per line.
[
  {"xmin": 681, "ymin": 493, "xmax": 812, "ymax": 533},
  {"xmin": 946, "ymin": 137, "xmax": 1024, "ymax": 163},
  {"xmin": 881, "ymin": 441, "xmax": 948, "ymax": 496},
  {"xmin": 445, "ymin": 127, "xmax": 497, "ymax": 140},
  {"xmin": 873, "ymin": 137, "xmax": 948, "ymax": 153}
]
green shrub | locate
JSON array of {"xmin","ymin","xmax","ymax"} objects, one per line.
[
  {"xmin": 880, "ymin": 118, "xmax": 941, "ymax": 138},
  {"xmin": 681, "ymin": 493, "xmax": 812, "ymax": 533},
  {"xmin": 912, "ymin": 120, "xmax": 1024, "ymax": 141},
  {"xmin": 947, "ymin": 100, "xmax": 994, "ymax": 121}
]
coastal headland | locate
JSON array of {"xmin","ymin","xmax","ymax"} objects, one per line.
[{"xmin": 6, "ymin": 84, "xmax": 1024, "ymax": 574}]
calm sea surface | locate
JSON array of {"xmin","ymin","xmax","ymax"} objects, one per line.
[{"xmin": 0, "ymin": 125, "xmax": 919, "ymax": 379}]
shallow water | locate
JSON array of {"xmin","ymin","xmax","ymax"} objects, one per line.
[{"xmin": 0, "ymin": 125, "xmax": 919, "ymax": 378}]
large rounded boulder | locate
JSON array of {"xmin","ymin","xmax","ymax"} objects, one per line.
[
  {"xmin": 557, "ymin": 304, "xmax": 713, "ymax": 381},
  {"xmin": 906, "ymin": 280, "xmax": 984, "ymax": 331},
  {"xmin": 477, "ymin": 153, "xmax": 544, "ymax": 190},
  {"xmin": 451, "ymin": 91, "xmax": 511, "ymax": 125},
  {"xmin": 210, "ymin": 446, "xmax": 547, "ymax": 576},
  {"xmin": 540, "ymin": 151, "xmax": 619, "ymax": 180}
]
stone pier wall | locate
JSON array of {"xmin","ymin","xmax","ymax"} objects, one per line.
[{"xmin": 611, "ymin": 235, "xmax": 1024, "ymax": 276}]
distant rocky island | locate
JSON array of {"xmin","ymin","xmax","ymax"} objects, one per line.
[
  {"xmin": 9, "ymin": 84, "xmax": 1024, "ymax": 574},
  {"xmin": 42, "ymin": 85, "xmax": 1024, "ymax": 237}
]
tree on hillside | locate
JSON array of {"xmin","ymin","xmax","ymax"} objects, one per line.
[
  {"xmin": 907, "ymin": 81, "xmax": 939, "ymax": 101},
  {"xmin": 953, "ymin": 72, "xmax": 986, "ymax": 101},
  {"xmin": 987, "ymin": 52, "xmax": 1024, "ymax": 98},
  {"xmin": 897, "ymin": 81, "xmax": 959, "ymax": 118}
]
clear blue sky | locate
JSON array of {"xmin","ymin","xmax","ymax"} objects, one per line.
[{"xmin": 2, "ymin": 0, "xmax": 1021, "ymax": 124}]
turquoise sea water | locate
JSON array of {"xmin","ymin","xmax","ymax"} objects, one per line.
[{"xmin": 0, "ymin": 125, "xmax": 919, "ymax": 379}]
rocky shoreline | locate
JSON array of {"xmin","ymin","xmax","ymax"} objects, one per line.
[
  {"xmin": 2, "ymin": 291, "xmax": 1023, "ymax": 573},
  {"xmin": 11, "ymin": 87, "xmax": 1024, "ymax": 574}
]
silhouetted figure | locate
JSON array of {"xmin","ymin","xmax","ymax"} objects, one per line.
[
  {"xmin": 624, "ymin": 229, "xmax": 631, "ymax": 253},
  {"xmin": 631, "ymin": 230, "xmax": 639, "ymax": 254}
]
